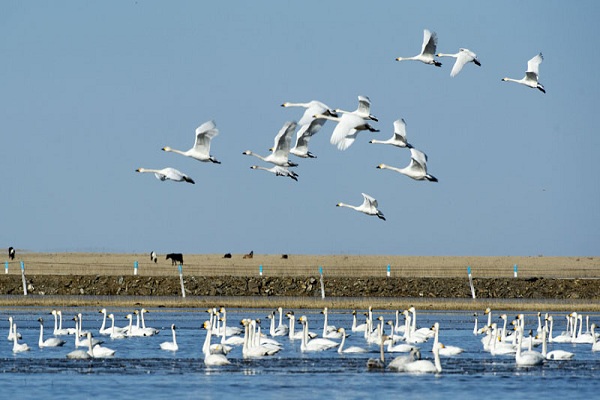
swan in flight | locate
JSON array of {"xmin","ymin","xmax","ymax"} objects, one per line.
[
  {"xmin": 369, "ymin": 118, "xmax": 412, "ymax": 148},
  {"xmin": 315, "ymin": 112, "xmax": 379, "ymax": 151},
  {"xmin": 162, "ymin": 120, "xmax": 221, "ymax": 164},
  {"xmin": 337, "ymin": 327, "xmax": 367, "ymax": 353},
  {"xmin": 136, "ymin": 167, "xmax": 195, "ymax": 184},
  {"xmin": 333, "ymin": 95, "xmax": 378, "ymax": 122},
  {"xmin": 12, "ymin": 323, "xmax": 29, "ymax": 353},
  {"xmin": 243, "ymin": 121, "xmax": 298, "ymax": 167},
  {"xmin": 336, "ymin": 193, "xmax": 386, "ymax": 221},
  {"xmin": 160, "ymin": 324, "xmax": 179, "ymax": 351},
  {"xmin": 250, "ymin": 165, "xmax": 298, "ymax": 181},
  {"xmin": 282, "ymin": 100, "xmax": 334, "ymax": 158},
  {"xmin": 38, "ymin": 318, "xmax": 66, "ymax": 348},
  {"xmin": 436, "ymin": 48, "xmax": 481, "ymax": 77},
  {"xmin": 377, "ymin": 147, "xmax": 438, "ymax": 182},
  {"xmin": 502, "ymin": 53, "xmax": 545, "ymax": 93},
  {"xmin": 395, "ymin": 29, "xmax": 442, "ymax": 67}
]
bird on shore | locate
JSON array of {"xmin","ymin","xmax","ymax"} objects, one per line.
[
  {"xmin": 395, "ymin": 29, "xmax": 442, "ymax": 67},
  {"xmin": 369, "ymin": 118, "xmax": 412, "ymax": 148},
  {"xmin": 502, "ymin": 53, "xmax": 545, "ymax": 93},
  {"xmin": 336, "ymin": 193, "xmax": 386, "ymax": 221},
  {"xmin": 162, "ymin": 120, "xmax": 221, "ymax": 164},
  {"xmin": 135, "ymin": 167, "xmax": 195, "ymax": 184},
  {"xmin": 436, "ymin": 48, "xmax": 481, "ymax": 77},
  {"xmin": 377, "ymin": 148, "xmax": 438, "ymax": 182}
]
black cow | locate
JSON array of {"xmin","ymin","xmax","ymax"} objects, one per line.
[
  {"xmin": 223, "ymin": 253, "xmax": 232, "ymax": 259},
  {"xmin": 166, "ymin": 253, "xmax": 183, "ymax": 265},
  {"xmin": 8, "ymin": 247, "xmax": 15, "ymax": 260}
]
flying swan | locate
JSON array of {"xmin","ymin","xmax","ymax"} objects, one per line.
[
  {"xmin": 136, "ymin": 167, "xmax": 195, "ymax": 184},
  {"xmin": 502, "ymin": 53, "xmax": 545, "ymax": 93},
  {"xmin": 377, "ymin": 148, "xmax": 438, "ymax": 182},
  {"xmin": 336, "ymin": 193, "xmax": 386, "ymax": 221},
  {"xmin": 436, "ymin": 48, "xmax": 481, "ymax": 77},
  {"xmin": 243, "ymin": 121, "xmax": 298, "ymax": 167},
  {"xmin": 315, "ymin": 112, "xmax": 379, "ymax": 151},
  {"xmin": 250, "ymin": 165, "xmax": 298, "ymax": 181},
  {"xmin": 369, "ymin": 118, "xmax": 413, "ymax": 148},
  {"xmin": 162, "ymin": 120, "xmax": 221, "ymax": 164},
  {"xmin": 395, "ymin": 29, "xmax": 442, "ymax": 67}
]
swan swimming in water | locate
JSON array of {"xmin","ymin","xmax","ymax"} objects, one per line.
[
  {"xmin": 162, "ymin": 120, "xmax": 221, "ymax": 164},
  {"xmin": 86, "ymin": 332, "xmax": 116, "ymax": 358},
  {"xmin": 7, "ymin": 316, "xmax": 22, "ymax": 341},
  {"xmin": 12, "ymin": 323, "xmax": 30, "ymax": 353},
  {"xmin": 37, "ymin": 318, "xmax": 66, "ymax": 348},
  {"xmin": 336, "ymin": 327, "xmax": 367, "ymax": 353},
  {"xmin": 136, "ymin": 167, "xmax": 195, "ymax": 184},
  {"xmin": 502, "ymin": 53, "xmax": 545, "ymax": 93},
  {"xmin": 298, "ymin": 316, "xmax": 338, "ymax": 352},
  {"xmin": 432, "ymin": 322, "xmax": 463, "ymax": 356},
  {"xmin": 436, "ymin": 48, "xmax": 481, "ymax": 77},
  {"xmin": 395, "ymin": 29, "xmax": 442, "ymax": 67},
  {"xmin": 540, "ymin": 326, "xmax": 574, "ymax": 360},
  {"xmin": 336, "ymin": 193, "xmax": 386, "ymax": 221},
  {"xmin": 160, "ymin": 324, "xmax": 179, "ymax": 351}
]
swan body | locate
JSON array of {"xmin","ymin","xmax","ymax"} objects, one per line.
[
  {"xmin": 286, "ymin": 311, "xmax": 317, "ymax": 340},
  {"xmin": 395, "ymin": 29, "xmax": 442, "ymax": 67},
  {"xmin": 86, "ymin": 332, "xmax": 116, "ymax": 358},
  {"xmin": 7, "ymin": 316, "xmax": 22, "ymax": 341},
  {"xmin": 336, "ymin": 192, "xmax": 386, "ymax": 221},
  {"xmin": 377, "ymin": 147, "xmax": 438, "ymax": 182},
  {"xmin": 136, "ymin": 167, "xmax": 195, "ymax": 184},
  {"xmin": 337, "ymin": 327, "xmax": 367, "ymax": 353},
  {"xmin": 74, "ymin": 316, "xmax": 103, "ymax": 348},
  {"xmin": 298, "ymin": 316, "xmax": 338, "ymax": 352},
  {"xmin": 502, "ymin": 53, "xmax": 545, "ymax": 93},
  {"xmin": 432, "ymin": 322, "xmax": 463, "ymax": 356},
  {"xmin": 546, "ymin": 315, "xmax": 572, "ymax": 343},
  {"xmin": 38, "ymin": 318, "xmax": 66, "ymax": 348},
  {"xmin": 388, "ymin": 348, "xmax": 421, "ymax": 370},
  {"xmin": 282, "ymin": 100, "xmax": 334, "ymax": 158},
  {"xmin": 204, "ymin": 347, "xmax": 231, "ymax": 366},
  {"xmin": 54, "ymin": 310, "xmax": 77, "ymax": 335},
  {"xmin": 369, "ymin": 118, "xmax": 412, "ymax": 148},
  {"xmin": 333, "ymin": 95, "xmax": 378, "ymax": 122},
  {"xmin": 250, "ymin": 165, "xmax": 298, "ymax": 181},
  {"xmin": 160, "ymin": 324, "xmax": 179, "ymax": 351},
  {"xmin": 267, "ymin": 311, "xmax": 289, "ymax": 337},
  {"xmin": 315, "ymin": 112, "xmax": 379, "ymax": 151},
  {"xmin": 240, "ymin": 319, "xmax": 281, "ymax": 358},
  {"xmin": 243, "ymin": 121, "xmax": 298, "ymax": 167},
  {"xmin": 162, "ymin": 120, "xmax": 221, "ymax": 164},
  {"xmin": 436, "ymin": 48, "xmax": 481, "ymax": 77},
  {"xmin": 351, "ymin": 310, "xmax": 368, "ymax": 332},
  {"xmin": 108, "ymin": 314, "xmax": 127, "ymax": 339},
  {"xmin": 12, "ymin": 323, "xmax": 30, "ymax": 353},
  {"xmin": 515, "ymin": 327, "xmax": 544, "ymax": 366},
  {"xmin": 591, "ymin": 324, "xmax": 600, "ymax": 352},
  {"xmin": 401, "ymin": 345, "xmax": 442, "ymax": 373}
]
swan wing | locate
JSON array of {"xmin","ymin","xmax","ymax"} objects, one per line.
[
  {"xmin": 410, "ymin": 148, "xmax": 428, "ymax": 166},
  {"xmin": 393, "ymin": 118, "xmax": 408, "ymax": 143},
  {"xmin": 356, "ymin": 96, "xmax": 372, "ymax": 116},
  {"xmin": 298, "ymin": 102, "xmax": 329, "ymax": 126},
  {"xmin": 295, "ymin": 119, "xmax": 325, "ymax": 150},
  {"xmin": 527, "ymin": 53, "xmax": 543, "ymax": 76},
  {"xmin": 421, "ymin": 29, "xmax": 438, "ymax": 56},
  {"xmin": 361, "ymin": 193, "xmax": 378, "ymax": 208},
  {"xmin": 193, "ymin": 120, "xmax": 218, "ymax": 156},
  {"xmin": 272, "ymin": 121, "xmax": 297, "ymax": 156},
  {"xmin": 450, "ymin": 51, "xmax": 471, "ymax": 77}
]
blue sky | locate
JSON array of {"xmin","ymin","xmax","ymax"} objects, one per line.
[{"xmin": 1, "ymin": 1, "xmax": 598, "ymax": 256}]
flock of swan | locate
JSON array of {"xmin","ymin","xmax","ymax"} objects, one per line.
[
  {"xmin": 134, "ymin": 28, "xmax": 544, "ymax": 222},
  {"xmin": 8, "ymin": 303, "xmax": 596, "ymax": 373}
]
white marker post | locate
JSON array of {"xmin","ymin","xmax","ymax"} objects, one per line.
[
  {"xmin": 386, "ymin": 264, "xmax": 391, "ymax": 277},
  {"xmin": 259, "ymin": 265, "xmax": 263, "ymax": 276},
  {"xmin": 4, "ymin": 261, "xmax": 8, "ymax": 274},
  {"xmin": 513, "ymin": 264, "xmax": 518, "ymax": 278},
  {"xmin": 20, "ymin": 261, "xmax": 28, "ymax": 296},
  {"xmin": 178, "ymin": 264, "xmax": 186, "ymax": 298},
  {"xmin": 319, "ymin": 266, "xmax": 325, "ymax": 299},
  {"xmin": 134, "ymin": 261, "xmax": 139, "ymax": 276},
  {"xmin": 467, "ymin": 266, "xmax": 476, "ymax": 299}
]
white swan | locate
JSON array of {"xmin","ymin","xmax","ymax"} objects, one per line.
[
  {"xmin": 7, "ymin": 316, "xmax": 22, "ymax": 341},
  {"xmin": 162, "ymin": 120, "xmax": 221, "ymax": 164},
  {"xmin": 369, "ymin": 118, "xmax": 412, "ymax": 148},
  {"xmin": 55, "ymin": 310, "xmax": 77, "ymax": 335},
  {"xmin": 138, "ymin": 309, "xmax": 160, "ymax": 336},
  {"xmin": 377, "ymin": 147, "xmax": 438, "ymax": 182},
  {"xmin": 401, "ymin": 344, "xmax": 442, "ymax": 373},
  {"xmin": 515, "ymin": 327, "xmax": 544, "ymax": 366},
  {"xmin": 388, "ymin": 348, "xmax": 422, "ymax": 371},
  {"xmin": 591, "ymin": 324, "xmax": 600, "ymax": 352},
  {"xmin": 571, "ymin": 312, "xmax": 595, "ymax": 344},
  {"xmin": 108, "ymin": 314, "xmax": 127, "ymax": 339},
  {"xmin": 242, "ymin": 121, "xmax": 298, "ymax": 167},
  {"xmin": 98, "ymin": 308, "xmax": 112, "ymax": 335},
  {"xmin": 351, "ymin": 310, "xmax": 368, "ymax": 332},
  {"xmin": 38, "ymin": 318, "xmax": 66, "ymax": 348},
  {"xmin": 86, "ymin": 332, "xmax": 115, "ymax": 358},
  {"xmin": 135, "ymin": 167, "xmax": 195, "ymax": 184},
  {"xmin": 202, "ymin": 320, "xmax": 231, "ymax": 355},
  {"xmin": 282, "ymin": 100, "xmax": 334, "ymax": 158},
  {"xmin": 546, "ymin": 315, "xmax": 572, "ymax": 343},
  {"xmin": 487, "ymin": 323, "xmax": 517, "ymax": 355},
  {"xmin": 217, "ymin": 307, "xmax": 243, "ymax": 337},
  {"xmin": 298, "ymin": 315, "xmax": 338, "ymax": 352},
  {"xmin": 12, "ymin": 323, "xmax": 29, "ymax": 353},
  {"xmin": 160, "ymin": 324, "xmax": 179, "ymax": 351},
  {"xmin": 204, "ymin": 345, "xmax": 231, "ymax": 366},
  {"xmin": 541, "ymin": 326, "xmax": 574, "ymax": 360},
  {"xmin": 366, "ymin": 332, "xmax": 388, "ymax": 369},
  {"xmin": 267, "ymin": 310, "xmax": 289, "ymax": 337},
  {"xmin": 386, "ymin": 321, "xmax": 416, "ymax": 353},
  {"xmin": 250, "ymin": 165, "xmax": 298, "ymax": 181},
  {"xmin": 240, "ymin": 319, "xmax": 281, "ymax": 358},
  {"xmin": 74, "ymin": 316, "xmax": 102, "ymax": 348},
  {"xmin": 336, "ymin": 193, "xmax": 385, "ymax": 221},
  {"xmin": 286, "ymin": 311, "xmax": 317, "ymax": 340},
  {"xmin": 432, "ymin": 322, "xmax": 463, "ymax": 356},
  {"xmin": 395, "ymin": 29, "xmax": 442, "ymax": 67},
  {"xmin": 333, "ymin": 95, "xmax": 378, "ymax": 122},
  {"xmin": 315, "ymin": 112, "xmax": 379, "ymax": 151},
  {"xmin": 336, "ymin": 327, "xmax": 367, "ymax": 353},
  {"xmin": 436, "ymin": 48, "xmax": 481, "ymax": 77},
  {"xmin": 502, "ymin": 53, "xmax": 545, "ymax": 93}
]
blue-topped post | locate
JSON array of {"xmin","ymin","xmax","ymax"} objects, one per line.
[
  {"xmin": 319, "ymin": 266, "xmax": 325, "ymax": 299},
  {"xmin": 178, "ymin": 264, "xmax": 186, "ymax": 298},
  {"xmin": 4, "ymin": 261, "xmax": 8, "ymax": 274},
  {"xmin": 259, "ymin": 265, "xmax": 263, "ymax": 276},
  {"xmin": 386, "ymin": 264, "xmax": 391, "ymax": 277},
  {"xmin": 134, "ymin": 261, "xmax": 139, "ymax": 276},
  {"xmin": 467, "ymin": 266, "xmax": 475, "ymax": 299},
  {"xmin": 20, "ymin": 261, "xmax": 27, "ymax": 296},
  {"xmin": 513, "ymin": 264, "xmax": 518, "ymax": 278}
]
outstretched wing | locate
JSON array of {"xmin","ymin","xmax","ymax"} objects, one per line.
[
  {"xmin": 272, "ymin": 121, "xmax": 297, "ymax": 156},
  {"xmin": 361, "ymin": 193, "xmax": 378, "ymax": 208},
  {"xmin": 393, "ymin": 118, "xmax": 409, "ymax": 144},
  {"xmin": 194, "ymin": 120, "xmax": 218, "ymax": 156},
  {"xmin": 421, "ymin": 29, "xmax": 438, "ymax": 56},
  {"xmin": 526, "ymin": 53, "xmax": 543, "ymax": 77},
  {"xmin": 356, "ymin": 96, "xmax": 371, "ymax": 116}
]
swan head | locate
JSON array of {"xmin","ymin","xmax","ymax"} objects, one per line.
[
  {"xmin": 38, "ymin": 318, "xmax": 44, "ymax": 324},
  {"xmin": 376, "ymin": 164, "xmax": 386, "ymax": 169},
  {"xmin": 242, "ymin": 150, "xmax": 252, "ymax": 156},
  {"xmin": 161, "ymin": 146, "xmax": 172, "ymax": 152},
  {"xmin": 135, "ymin": 168, "xmax": 146, "ymax": 173}
]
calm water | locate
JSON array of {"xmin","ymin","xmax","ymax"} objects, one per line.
[{"xmin": 1, "ymin": 307, "xmax": 600, "ymax": 400}]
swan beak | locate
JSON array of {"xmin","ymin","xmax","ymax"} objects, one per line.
[{"xmin": 376, "ymin": 164, "xmax": 383, "ymax": 169}]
